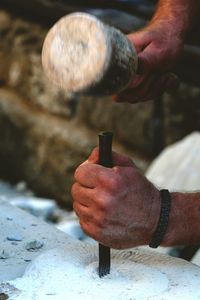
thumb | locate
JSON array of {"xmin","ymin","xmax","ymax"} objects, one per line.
[
  {"xmin": 127, "ymin": 31, "xmax": 152, "ymax": 55},
  {"xmin": 88, "ymin": 148, "xmax": 134, "ymax": 167},
  {"xmin": 137, "ymin": 47, "xmax": 160, "ymax": 75},
  {"xmin": 88, "ymin": 147, "xmax": 99, "ymax": 164}
]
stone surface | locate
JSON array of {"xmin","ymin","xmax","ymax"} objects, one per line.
[
  {"xmin": 0, "ymin": 89, "xmax": 96, "ymax": 206},
  {"xmin": 2, "ymin": 244, "xmax": 200, "ymax": 299},
  {"xmin": 77, "ymin": 96, "xmax": 155, "ymax": 154},
  {"xmin": 146, "ymin": 132, "xmax": 200, "ymax": 191},
  {"xmin": 164, "ymin": 83, "xmax": 200, "ymax": 146},
  {"xmin": 0, "ymin": 180, "xmax": 58, "ymax": 221},
  {"xmin": 56, "ymin": 219, "xmax": 87, "ymax": 241},
  {"xmin": 0, "ymin": 198, "xmax": 73, "ymax": 282},
  {"xmin": 10, "ymin": 196, "xmax": 57, "ymax": 220}
]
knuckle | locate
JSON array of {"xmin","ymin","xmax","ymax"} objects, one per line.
[
  {"xmin": 74, "ymin": 165, "xmax": 81, "ymax": 181},
  {"xmin": 73, "ymin": 201, "xmax": 79, "ymax": 213},
  {"xmin": 97, "ymin": 201, "xmax": 105, "ymax": 212},
  {"xmin": 101, "ymin": 199, "xmax": 113, "ymax": 215},
  {"xmin": 95, "ymin": 190, "xmax": 114, "ymax": 216},
  {"xmin": 95, "ymin": 213, "xmax": 106, "ymax": 227},
  {"xmin": 79, "ymin": 221, "xmax": 89, "ymax": 235},
  {"xmin": 90, "ymin": 147, "xmax": 99, "ymax": 159},
  {"xmin": 74, "ymin": 163, "xmax": 89, "ymax": 181},
  {"xmin": 96, "ymin": 195, "xmax": 109, "ymax": 212},
  {"xmin": 73, "ymin": 201, "xmax": 76, "ymax": 209},
  {"xmin": 107, "ymin": 176, "xmax": 118, "ymax": 191},
  {"xmin": 80, "ymin": 221, "xmax": 101, "ymax": 241},
  {"xmin": 73, "ymin": 203, "xmax": 79, "ymax": 217},
  {"xmin": 71, "ymin": 183, "xmax": 77, "ymax": 198},
  {"xmin": 93, "ymin": 227, "xmax": 103, "ymax": 241},
  {"xmin": 104, "ymin": 199, "xmax": 113, "ymax": 214},
  {"xmin": 113, "ymin": 166, "xmax": 123, "ymax": 175}
]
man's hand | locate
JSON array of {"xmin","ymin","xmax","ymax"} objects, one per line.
[
  {"xmin": 114, "ymin": 0, "xmax": 199, "ymax": 103},
  {"xmin": 72, "ymin": 148, "xmax": 160, "ymax": 249},
  {"xmin": 113, "ymin": 21, "xmax": 183, "ymax": 103}
]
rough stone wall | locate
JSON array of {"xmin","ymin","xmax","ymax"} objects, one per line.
[
  {"xmin": 0, "ymin": 9, "xmax": 199, "ymax": 207},
  {"xmin": 164, "ymin": 84, "xmax": 200, "ymax": 144},
  {"xmin": 77, "ymin": 97, "xmax": 154, "ymax": 153},
  {"xmin": 0, "ymin": 10, "xmax": 73, "ymax": 118},
  {"xmin": 0, "ymin": 89, "xmax": 97, "ymax": 208}
]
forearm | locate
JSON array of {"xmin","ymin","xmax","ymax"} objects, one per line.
[
  {"xmin": 151, "ymin": 0, "xmax": 199, "ymax": 38},
  {"xmin": 162, "ymin": 192, "xmax": 200, "ymax": 246}
]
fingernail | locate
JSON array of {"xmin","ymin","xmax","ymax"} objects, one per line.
[
  {"xmin": 112, "ymin": 95, "xmax": 122, "ymax": 102},
  {"xmin": 128, "ymin": 75, "xmax": 144, "ymax": 88},
  {"xmin": 112, "ymin": 95, "xmax": 118, "ymax": 101}
]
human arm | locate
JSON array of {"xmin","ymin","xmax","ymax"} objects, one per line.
[
  {"xmin": 163, "ymin": 191, "xmax": 200, "ymax": 246},
  {"xmin": 114, "ymin": 0, "xmax": 199, "ymax": 103},
  {"xmin": 72, "ymin": 148, "xmax": 200, "ymax": 249}
]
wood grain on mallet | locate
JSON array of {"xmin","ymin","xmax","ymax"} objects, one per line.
[{"xmin": 42, "ymin": 12, "xmax": 138, "ymax": 96}]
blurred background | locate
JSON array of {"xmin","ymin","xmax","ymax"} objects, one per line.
[{"xmin": 0, "ymin": 0, "xmax": 199, "ymax": 224}]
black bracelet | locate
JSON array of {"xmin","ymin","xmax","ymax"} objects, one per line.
[{"xmin": 149, "ymin": 189, "xmax": 171, "ymax": 248}]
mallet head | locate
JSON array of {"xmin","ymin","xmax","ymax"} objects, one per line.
[{"xmin": 42, "ymin": 12, "xmax": 138, "ymax": 96}]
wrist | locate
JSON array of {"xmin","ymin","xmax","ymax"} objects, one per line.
[
  {"xmin": 148, "ymin": 18, "xmax": 186, "ymax": 42},
  {"xmin": 161, "ymin": 192, "xmax": 195, "ymax": 246},
  {"xmin": 150, "ymin": 1, "xmax": 198, "ymax": 40}
]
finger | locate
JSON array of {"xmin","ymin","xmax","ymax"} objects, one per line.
[
  {"xmin": 74, "ymin": 163, "xmax": 113, "ymax": 188},
  {"xmin": 133, "ymin": 73, "xmax": 158, "ymax": 99},
  {"xmin": 79, "ymin": 147, "xmax": 99, "ymax": 167},
  {"xmin": 74, "ymin": 202, "xmax": 103, "ymax": 230},
  {"xmin": 88, "ymin": 147, "xmax": 99, "ymax": 163},
  {"xmin": 149, "ymin": 73, "xmax": 179, "ymax": 98},
  {"xmin": 127, "ymin": 31, "xmax": 152, "ymax": 54},
  {"xmin": 88, "ymin": 149, "xmax": 134, "ymax": 167},
  {"xmin": 73, "ymin": 201, "xmax": 91, "ymax": 222},
  {"xmin": 131, "ymin": 73, "xmax": 179, "ymax": 99},
  {"xmin": 128, "ymin": 74, "xmax": 145, "ymax": 89},
  {"xmin": 71, "ymin": 182, "xmax": 95, "ymax": 207},
  {"xmin": 112, "ymin": 94, "xmax": 121, "ymax": 102},
  {"xmin": 79, "ymin": 219, "xmax": 102, "ymax": 242},
  {"xmin": 74, "ymin": 163, "xmax": 98, "ymax": 188},
  {"xmin": 137, "ymin": 48, "xmax": 160, "ymax": 75},
  {"xmin": 116, "ymin": 73, "xmax": 158, "ymax": 103}
]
